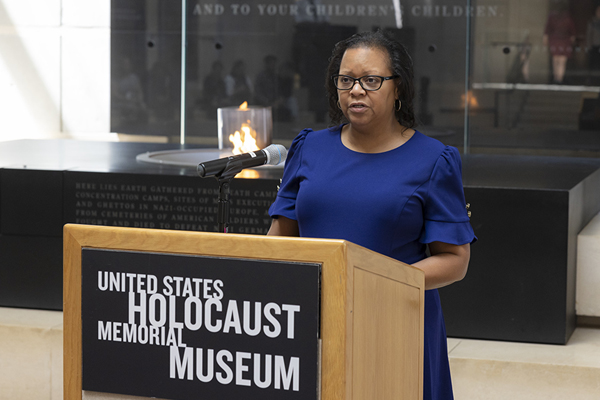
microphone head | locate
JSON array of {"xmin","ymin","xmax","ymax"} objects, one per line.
[{"xmin": 263, "ymin": 144, "xmax": 287, "ymax": 166}]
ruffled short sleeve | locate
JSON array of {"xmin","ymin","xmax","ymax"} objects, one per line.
[
  {"xmin": 419, "ymin": 146, "xmax": 477, "ymax": 245},
  {"xmin": 268, "ymin": 129, "xmax": 311, "ymax": 220}
]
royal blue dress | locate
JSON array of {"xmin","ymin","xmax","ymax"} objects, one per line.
[{"xmin": 269, "ymin": 125, "xmax": 476, "ymax": 400}]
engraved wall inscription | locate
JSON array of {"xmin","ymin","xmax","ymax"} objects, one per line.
[{"xmin": 65, "ymin": 172, "xmax": 278, "ymax": 234}]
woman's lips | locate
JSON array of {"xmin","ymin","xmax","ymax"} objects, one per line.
[{"xmin": 348, "ymin": 103, "xmax": 368, "ymax": 112}]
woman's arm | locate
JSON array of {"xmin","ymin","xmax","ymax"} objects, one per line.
[
  {"xmin": 267, "ymin": 216, "xmax": 300, "ymax": 237},
  {"xmin": 412, "ymin": 241, "xmax": 470, "ymax": 290}
]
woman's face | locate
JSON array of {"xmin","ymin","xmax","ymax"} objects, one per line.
[{"xmin": 337, "ymin": 46, "xmax": 397, "ymax": 130}]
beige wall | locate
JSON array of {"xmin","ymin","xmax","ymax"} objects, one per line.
[{"xmin": 0, "ymin": 0, "xmax": 111, "ymax": 142}]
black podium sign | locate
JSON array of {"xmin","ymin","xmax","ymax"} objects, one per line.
[{"xmin": 81, "ymin": 249, "xmax": 321, "ymax": 400}]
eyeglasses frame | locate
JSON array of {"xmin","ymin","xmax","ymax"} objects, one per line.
[{"xmin": 332, "ymin": 74, "xmax": 398, "ymax": 91}]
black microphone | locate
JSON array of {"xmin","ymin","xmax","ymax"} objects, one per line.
[{"xmin": 197, "ymin": 144, "xmax": 287, "ymax": 178}]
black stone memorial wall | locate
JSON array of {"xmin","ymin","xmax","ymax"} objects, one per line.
[
  {"xmin": 0, "ymin": 140, "xmax": 281, "ymax": 311},
  {"xmin": 2, "ymin": 140, "xmax": 600, "ymax": 345},
  {"xmin": 442, "ymin": 155, "xmax": 600, "ymax": 344},
  {"xmin": 64, "ymin": 172, "xmax": 276, "ymax": 235}
]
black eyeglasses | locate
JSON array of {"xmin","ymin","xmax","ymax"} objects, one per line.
[{"xmin": 332, "ymin": 74, "xmax": 398, "ymax": 91}]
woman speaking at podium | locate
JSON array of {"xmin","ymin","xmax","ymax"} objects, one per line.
[{"xmin": 267, "ymin": 30, "xmax": 476, "ymax": 400}]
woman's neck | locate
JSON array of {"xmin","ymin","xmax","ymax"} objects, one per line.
[{"xmin": 341, "ymin": 122, "xmax": 414, "ymax": 154}]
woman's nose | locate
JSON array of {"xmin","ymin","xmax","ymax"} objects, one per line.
[{"xmin": 350, "ymin": 80, "xmax": 365, "ymax": 94}]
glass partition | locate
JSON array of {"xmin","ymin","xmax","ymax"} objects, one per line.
[
  {"xmin": 182, "ymin": 0, "xmax": 472, "ymax": 149},
  {"xmin": 111, "ymin": 1, "xmax": 473, "ymax": 148},
  {"xmin": 469, "ymin": 0, "xmax": 600, "ymax": 157},
  {"xmin": 111, "ymin": 0, "xmax": 600, "ymax": 157},
  {"xmin": 110, "ymin": 1, "xmax": 600, "ymax": 158},
  {"xmin": 111, "ymin": 1, "xmax": 182, "ymax": 140}
]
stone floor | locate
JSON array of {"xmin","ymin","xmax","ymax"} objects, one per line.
[
  {"xmin": 0, "ymin": 307, "xmax": 63, "ymax": 400},
  {"xmin": 1, "ymin": 306, "xmax": 599, "ymax": 399},
  {"xmin": 449, "ymin": 328, "xmax": 600, "ymax": 399}
]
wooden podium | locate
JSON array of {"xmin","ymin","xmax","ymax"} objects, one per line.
[{"xmin": 64, "ymin": 224, "xmax": 425, "ymax": 400}]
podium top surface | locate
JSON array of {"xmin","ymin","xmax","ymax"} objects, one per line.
[{"xmin": 2, "ymin": 139, "xmax": 600, "ymax": 190}]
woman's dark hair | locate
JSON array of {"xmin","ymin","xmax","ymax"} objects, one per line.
[{"xmin": 325, "ymin": 30, "xmax": 416, "ymax": 129}]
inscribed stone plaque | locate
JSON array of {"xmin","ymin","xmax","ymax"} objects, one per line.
[{"xmin": 64, "ymin": 171, "xmax": 278, "ymax": 234}]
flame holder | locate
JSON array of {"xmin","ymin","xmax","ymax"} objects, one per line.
[{"xmin": 217, "ymin": 106, "xmax": 273, "ymax": 151}]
